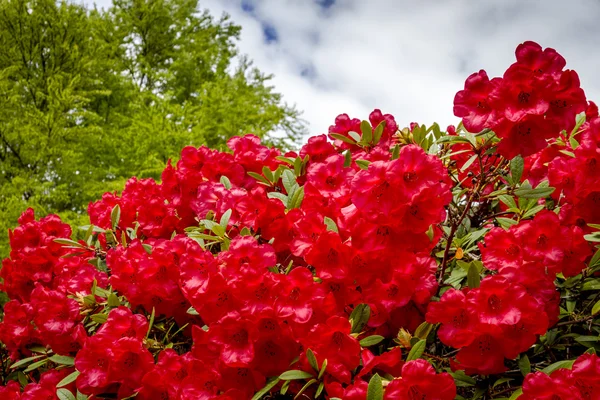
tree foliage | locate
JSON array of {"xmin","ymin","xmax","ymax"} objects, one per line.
[{"xmin": 0, "ymin": 0, "xmax": 305, "ymax": 257}]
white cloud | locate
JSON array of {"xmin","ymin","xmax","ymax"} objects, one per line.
[{"xmin": 84, "ymin": 0, "xmax": 600, "ymax": 139}]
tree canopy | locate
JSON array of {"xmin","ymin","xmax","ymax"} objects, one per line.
[{"xmin": 0, "ymin": 0, "xmax": 305, "ymax": 256}]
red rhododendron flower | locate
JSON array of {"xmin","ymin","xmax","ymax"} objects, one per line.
[{"xmin": 384, "ymin": 360, "xmax": 456, "ymax": 400}]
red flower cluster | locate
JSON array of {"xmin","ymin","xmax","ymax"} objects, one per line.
[
  {"xmin": 454, "ymin": 41, "xmax": 587, "ymax": 159},
  {"xmin": 1, "ymin": 40, "xmax": 598, "ymax": 400},
  {"xmin": 520, "ymin": 353, "xmax": 600, "ymax": 400}
]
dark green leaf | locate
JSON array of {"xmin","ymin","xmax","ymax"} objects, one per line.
[
  {"xmin": 467, "ymin": 263, "xmax": 480, "ymax": 289},
  {"xmin": 542, "ymin": 359, "xmax": 575, "ymax": 374},
  {"xmin": 518, "ymin": 354, "xmax": 531, "ymax": 376},
  {"xmin": 349, "ymin": 304, "xmax": 370, "ymax": 333},
  {"xmin": 414, "ymin": 322, "xmax": 434, "ymax": 340},
  {"xmin": 361, "ymin": 120, "xmax": 373, "ymax": 144},
  {"xmin": 110, "ymin": 205, "xmax": 121, "ymax": 230},
  {"xmin": 373, "ymin": 121, "xmax": 385, "ymax": 144},
  {"xmin": 406, "ymin": 339, "xmax": 426, "ymax": 361},
  {"xmin": 510, "ymin": 155, "xmax": 524, "ymax": 184},
  {"xmin": 514, "ymin": 186, "xmax": 555, "ymax": 199}
]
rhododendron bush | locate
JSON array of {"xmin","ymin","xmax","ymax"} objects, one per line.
[{"xmin": 1, "ymin": 40, "xmax": 600, "ymax": 399}]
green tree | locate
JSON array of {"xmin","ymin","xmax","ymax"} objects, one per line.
[{"xmin": 0, "ymin": 0, "xmax": 305, "ymax": 257}]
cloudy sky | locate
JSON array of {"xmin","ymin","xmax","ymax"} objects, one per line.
[{"xmin": 86, "ymin": 0, "xmax": 600, "ymax": 138}]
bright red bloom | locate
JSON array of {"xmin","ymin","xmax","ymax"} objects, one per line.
[
  {"xmin": 453, "ymin": 70, "xmax": 501, "ymax": 132},
  {"xmin": 426, "ymin": 289, "xmax": 476, "ymax": 348},
  {"xmin": 520, "ymin": 370, "xmax": 581, "ymax": 400},
  {"xmin": 209, "ymin": 311, "xmax": 258, "ymax": 367},
  {"xmin": 0, "ymin": 381, "xmax": 20, "ymax": 400},
  {"xmin": 384, "ymin": 360, "xmax": 456, "ymax": 400},
  {"xmin": 302, "ymin": 316, "xmax": 361, "ymax": 383}
]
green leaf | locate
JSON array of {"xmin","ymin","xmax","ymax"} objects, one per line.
[
  {"xmin": 306, "ymin": 348, "xmax": 319, "ymax": 372},
  {"xmin": 584, "ymin": 232, "xmax": 600, "ymax": 243},
  {"xmin": 518, "ymin": 354, "xmax": 531, "ymax": 376},
  {"xmin": 57, "ymin": 370, "xmax": 80, "ymax": 388},
  {"xmin": 514, "ymin": 186, "xmax": 555, "ymax": 199},
  {"xmin": 592, "ymin": 299, "xmax": 600, "ymax": 316},
  {"xmin": 279, "ymin": 370, "xmax": 314, "ymax": 380},
  {"xmin": 76, "ymin": 391, "xmax": 88, "ymax": 400},
  {"xmin": 580, "ymin": 278, "xmax": 600, "ymax": 291},
  {"xmin": 267, "ymin": 192, "xmax": 288, "ymax": 206},
  {"xmin": 542, "ymin": 359, "xmax": 575, "ymax": 374},
  {"xmin": 24, "ymin": 358, "xmax": 49, "ymax": 372},
  {"xmin": 288, "ymin": 186, "xmax": 305, "ymax": 209},
  {"xmin": 318, "ymin": 359, "xmax": 328, "ymax": 379},
  {"xmin": 282, "ymin": 169, "xmax": 297, "ymax": 194},
  {"xmin": 391, "ymin": 144, "xmax": 400, "ymax": 160},
  {"xmin": 373, "ymin": 121, "xmax": 385, "ymax": 144},
  {"xmin": 57, "ymin": 389, "xmax": 77, "ymax": 400},
  {"xmin": 251, "ymin": 378, "xmax": 280, "ymax": 400},
  {"xmin": 497, "ymin": 217, "xmax": 519, "ymax": 229},
  {"xmin": 449, "ymin": 370, "xmax": 476, "ymax": 387},
  {"xmin": 146, "ymin": 307, "xmax": 155, "ymax": 339},
  {"xmin": 498, "ymin": 195, "xmax": 518, "ymax": 210},
  {"xmin": 367, "ymin": 373, "xmax": 384, "ymax": 400},
  {"xmin": 315, "ymin": 381, "xmax": 325, "ymax": 398},
  {"xmin": 406, "ymin": 339, "xmax": 426, "ymax": 361},
  {"xmin": 10, "ymin": 354, "xmax": 44, "ymax": 369},
  {"xmin": 142, "ymin": 243, "xmax": 153, "ymax": 255},
  {"xmin": 510, "ymin": 155, "xmax": 524, "ymax": 184},
  {"xmin": 492, "ymin": 377, "xmax": 513, "ymax": 389},
  {"xmin": 360, "ymin": 120, "xmax": 373, "ymax": 144},
  {"xmin": 359, "ymin": 335, "xmax": 385, "ymax": 347},
  {"xmin": 248, "ymin": 171, "xmax": 270, "ymax": 185},
  {"xmin": 349, "ymin": 304, "xmax": 370, "ymax": 334},
  {"xmin": 348, "ymin": 131, "xmax": 362, "ymax": 142},
  {"xmin": 111, "ymin": 204, "xmax": 121, "ymax": 230},
  {"xmin": 508, "ymin": 388, "xmax": 523, "ymax": 400},
  {"xmin": 343, "ymin": 150, "xmax": 352, "ymax": 167},
  {"xmin": 187, "ymin": 306, "xmax": 199, "ymax": 316},
  {"xmin": 219, "ymin": 209, "xmax": 232, "ymax": 229},
  {"xmin": 460, "ymin": 154, "xmax": 478, "ymax": 172},
  {"xmin": 220, "ymin": 175, "xmax": 232, "ymax": 189},
  {"xmin": 53, "ymin": 238, "xmax": 85, "ymax": 248},
  {"xmin": 589, "ymin": 248, "xmax": 600, "ymax": 267},
  {"xmin": 355, "ymin": 159, "xmax": 370, "ymax": 170},
  {"xmin": 414, "ymin": 322, "xmax": 434, "ymax": 340},
  {"xmin": 50, "ymin": 355, "xmax": 75, "ymax": 366},
  {"xmin": 329, "ymin": 133, "xmax": 356, "ymax": 145},
  {"xmin": 467, "ymin": 263, "xmax": 480, "ymax": 289},
  {"xmin": 295, "ymin": 379, "xmax": 318, "ymax": 399},
  {"xmin": 262, "ymin": 166, "xmax": 274, "ymax": 182},
  {"xmin": 107, "ymin": 293, "xmax": 120, "ymax": 307},
  {"xmin": 324, "ymin": 217, "xmax": 339, "ymax": 233},
  {"xmin": 522, "ymin": 204, "xmax": 545, "ymax": 219}
]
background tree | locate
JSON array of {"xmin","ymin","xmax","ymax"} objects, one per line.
[{"xmin": 0, "ymin": 0, "xmax": 306, "ymax": 257}]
